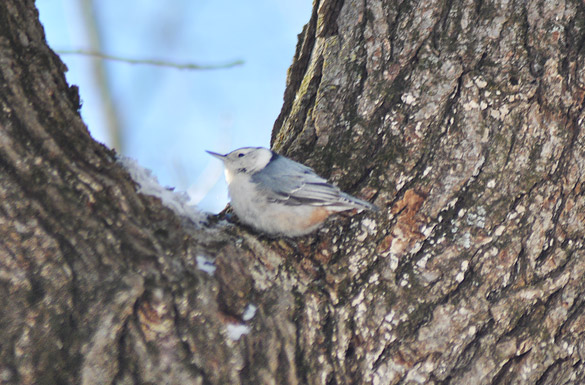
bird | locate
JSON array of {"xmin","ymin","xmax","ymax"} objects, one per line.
[{"xmin": 207, "ymin": 147, "xmax": 378, "ymax": 237}]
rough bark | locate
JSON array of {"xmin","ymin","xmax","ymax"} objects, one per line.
[{"xmin": 1, "ymin": 1, "xmax": 585, "ymax": 385}]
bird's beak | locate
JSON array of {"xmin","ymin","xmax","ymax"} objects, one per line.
[{"xmin": 206, "ymin": 150, "xmax": 227, "ymax": 160}]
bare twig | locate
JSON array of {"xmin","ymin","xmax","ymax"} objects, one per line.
[
  {"xmin": 57, "ymin": 49, "xmax": 244, "ymax": 70},
  {"xmin": 79, "ymin": 0, "xmax": 123, "ymax": 151}
]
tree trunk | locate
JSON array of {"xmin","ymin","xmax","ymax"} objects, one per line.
[{"xmin": 1, "ymin": 0, "xmax": 585, "ymax": 384}]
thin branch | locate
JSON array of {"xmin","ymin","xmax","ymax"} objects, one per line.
[
  {"xmin": 57, "ymin": 49, "xmax": 245, "ymax": 70},
  {"xmin": 79, "ymin": 0, "xmax": 123, "ymax": 151}
]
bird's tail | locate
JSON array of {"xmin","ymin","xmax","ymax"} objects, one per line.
[{"xmin": 339, "ymin": 192, "xmax": 379, "ymax": 212}]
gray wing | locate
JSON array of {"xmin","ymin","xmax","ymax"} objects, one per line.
[{"xmin": 251, "ymin": 154, "xmax": 377, "ymax": 211}]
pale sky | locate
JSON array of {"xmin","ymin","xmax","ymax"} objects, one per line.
[{"xmin": 37, "ymin": 0, "xmax": 312, "ymax": 212}]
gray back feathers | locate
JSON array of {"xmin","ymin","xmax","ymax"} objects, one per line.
[{"xmin": 252, "ymin": 153, "xmax": 377, "ymax": 211}]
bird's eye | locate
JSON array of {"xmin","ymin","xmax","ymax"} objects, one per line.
[{"xmin": 238, "ymin": 153, "xmax": 245, "ymax": 158}]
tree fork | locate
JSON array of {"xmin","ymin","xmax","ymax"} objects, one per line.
[{"xmin": 1, "ymin": 0, "xmax": 585, "ymax": 384}]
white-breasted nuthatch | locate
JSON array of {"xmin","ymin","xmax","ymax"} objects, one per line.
[{"xmin": 207, "ymin": 147, "xmax": 378, "ymax": 237}]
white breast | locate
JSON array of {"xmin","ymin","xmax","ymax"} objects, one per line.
[
  {"xmin": 224, "ymin": 169, "xmax": 234, "ymax": 185},
  {"xmin": 227, "ymin": 174, "xmax": 331, "ymax": 236}
]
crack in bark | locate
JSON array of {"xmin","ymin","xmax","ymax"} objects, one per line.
[{"xmin": 489, "ymin": 349, "xmax": 532, "ymax": 385}]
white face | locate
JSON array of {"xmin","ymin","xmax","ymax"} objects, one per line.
[{"xmin": 208, "ymin": 147, "xmax": 272, "ymax": 184}]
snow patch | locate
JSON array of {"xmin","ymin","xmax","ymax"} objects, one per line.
[
  {"xmin": 242, "ymin": 304, "xmax": 257, "ymax": 321},
  {"xmin": 196, "ymin": 255, "xmax": 216, "ymax": 275},
  {"xmin": 226, "ymin": 323, "xmax": 250, "ymax": 340},
  {"xmin": 119, "ymin": 157, "xmax": 205, "ymax": 224}
]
